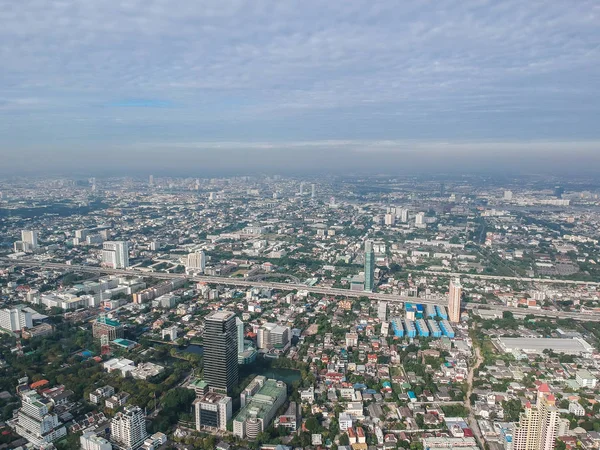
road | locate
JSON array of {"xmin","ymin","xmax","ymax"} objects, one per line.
[
  {"xmin": 2, "ymin": 258, "xmax": 600, "ymax": 322},
  {"xmin": 465, "ymin": 343, "xmax": 484, "ymax": 447}
]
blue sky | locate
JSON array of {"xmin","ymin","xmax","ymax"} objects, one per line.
[{"xmin": 0, "ymin": 0, "xmax": 599, "ymax": 174}]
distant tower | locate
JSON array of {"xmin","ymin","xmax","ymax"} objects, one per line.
[
  {"xmin": 102, "ymin": 241, "xmax": 129, "ymax": 269},
  {"xmin": 236, "ymin": 317, "xmax": 245, "ymax": 354},
  {"xmin": 149, "ymin": 175, "xmax": 154, "ymax": 187},
  {"xmin": 299, "ymin": 182, "xmax": 305, "ymax": 195},
  {"xmin": 448, "ymin": 279, "xmax": 462, "ymax": 323},
  {"xmin": 203, "ymin": 311, "xmax": 239, "ymax": 395},
  {"xmin": 186, "ymin": 250, "xmax": 206, "ymax": 273},
  {"xmin": 311, "ymin": 184, "xmax": 316, "ymax": 199},
  {"xmin": 364, "ymin": 240, "xmax": 375, "ymax": 292},
  {"xmin": 21, "ymin": 230, "xmax": 39, "ymax": 249}
]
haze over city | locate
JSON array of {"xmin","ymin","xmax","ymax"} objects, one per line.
[{"xmin": 1, "ymin": 1, "xmax": 600, "ymax": 175}]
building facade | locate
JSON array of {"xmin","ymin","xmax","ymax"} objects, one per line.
[
  {"xmin": 0, "ymin": 306, "xmax": 33, "ymax": 332},
  {"xmin": 194, "ymin": 392, "xmax": 232, "ymax": 431},
  {"xmin": 110, "ymin": 405, "xmax": 147, "ymax": 450},
  {"xmin": 448, "ymin": 279, "xmax": 462, "ymax": 323},
  {"xmin": 510, "ymin": 384, "xmax": 559, "ymax": 450},
  {"xmin": 203, "ymin": 311, "xmax": 239, "ymax": 395},
  {"xmin": 102, "ymin": 241, "xmax": 130, "ymax": 269},
  {"xmin": 364, "ymin": 240, "xmax": 375, "ymax": 292},
  {"xmin": 14, "ymin": 390, "xmax": 67, "ymax": 447}
]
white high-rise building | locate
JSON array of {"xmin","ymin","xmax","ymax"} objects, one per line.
[
  {"xmin": 377, "ymin": 302, "xmax": 387, "ymax": 322},
  {"xmin": 14, "ymin": 390, "xmax": 67, "ymax": 447},
  {"xmin": 80, "ymin": 431, "xmax": 112, "ymax": 450},
  {"xmin": 102, "ymin": 241, "xmax": 129, "ymax": 269},
  {"xmin": 415, "ymin": 212, "xmax": 425, "ymax": 225},
  {"xmin": 384, "ymin": 213, "xmax": 395, "ymax": 226},
  {"xmin": 400, "ymin": 208, "xmax": 409, "ymax": 223},
  {"xmin": 504, "ymin": 190, "xmax": 513, "ymax": 200},
  {"xmin": 149, "ymin": 175, "xmax": 154, "ymax": 186},
  {"xmin": 0, "ymin": 306, "xmax": 33, "ymax": 332},
  {"xmin": 111, "ymin": 405, "xmax": 147, "ymax": 450},
  {"xmin": 236, "ymin": 317, "xmax": 245, "ymax": 354},
  {"xmin": 511, "ymin": 384, "xmax": 560, "ymax": 450},
  {"xmin": 186, "ymin": 250, "xmax": 206, "ymax": 273},
  {"xmin": 311, "ymin": 183, "xmax": 316, "ymax": 198},
  {"xmin": 21, "ymin": 230, "xmax": 39, "ymax": 249},
  {"xmin": 448, "ymin": 279, "xmax": 462, "ymax": 323}
]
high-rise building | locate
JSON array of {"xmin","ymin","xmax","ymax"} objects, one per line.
[
  {"xmin": 149, "ymin": 175, "xmax": 154, "ymax": 186},
  {"xmin": 299, "ymin": 182, "xmax": 305, "ymax": 195},
  {"xmin": 448, "ymin": 279, "xmax": 462, "ymax": 323},
  {"xmin": 511, "ymin": 384, "xmax": 559, "ymax": 450},
  {"xmin": 364, "ymin": 240, "xmax": 375, "ymax": 292},
  {"xmin": 311, "ymin": 183, "xmax": 316, "ymax": 198},
  {"xmin": 415, "ymin": 212, "xmax": 425, "ymax": 225},
  {"xmin": 504, "ymin": 190, "xmax": 513, "ymax": 201},
  {"xmin": 14, "ymin": 390, "xmax": 67, "ymax": 447},
  {"xmin": 203, "ymin": 311, "xmax": 239, "ymax": 395},
  {"xmin": 194, "ymin": 392, "xmax": 232, "ymax": 431},
  {"xmin": 186, "ymin": 250, "xmax": 206, "ymax": 273},
  {"xmin": 0, "ymin": 306, "xmax": 33, "ymax": 332},
  {"xmin": 400, "ymin": 208, "xmax": 409, "ymax": 223},
  {"xmin": 110, "ymin": 405, "xmax": 147, "ymax": 450},
  {"xmin": 21, "ymin": 230, "xmax": 39, "ymax": 249},
  {"xmin": 378, "ymin": 302, "xmax": 387, "ymax": 322},
  {"xmin": 92, "ymin": 316, "xmax": 124, "ymax": 341},
  {"xmin": 102, "ymin": 241, "xmax": 129, "ymax": 269},
  {"xmin": 384, "ymin": 213, "xmax": 395, "ymax": 226},
  {"xmin": 236, "ymin": 317, "xmax": 245, "ymax": 354}
]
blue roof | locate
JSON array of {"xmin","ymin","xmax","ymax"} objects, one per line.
[{"xmin": 353, "ymin": 383, "xmax": 367, "ymax": 390}]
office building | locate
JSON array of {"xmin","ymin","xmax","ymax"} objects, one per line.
[
  {"xmin": 364, "ymin": 240, "xmax": 375, "ymax": 292},
  {"xmin": 102, "ymin": 241, "xmax": 129, "ymax": 269},
  {"xmin": 384, "ymin": 213, "xmax": 395, "ymax": 226},
  {"xmin": 257, "ymin": 322, "xmax": 291, "ymax": 351},
  {"xmin": 194, "ymin": 392, "xmax": 232, "ymax": 431},
  {"xmin": 21, "ymin": 230, "xmax": 39, "ymax": 249},
  {"xmin": 14, "ymin": 390, "xmax": 67, "ymax": 447},
  {"xmin": 80, "ymin": 432, "xmax": 112, "ymax": 450},
  {"xmin": 0, "ymin": 306, "xmax": 33, "ymax": 332},
  {"xmin": 149, "ymin": 175, "xmax": 154, "ymax": 186},
  {"xmin": 203, "ymin": 311, "xmax": 238, "ymax": 395},
  {"xmin": 448, "ymin": 279, "xmax": 462, "ymax": 323},
  {"xmin": 111, "ymin": 405, "xmax": 148, "ymax": 450},
  {"xmin": 233, "ymin": 378, "xmax": 287, "ymax": 440},
  {"xmin": 186, "ymin": 250, "xmax": 206, "ymax": 273},
  {"xmin": 511, "ymin": 384, "xmax": 559, "ymax": 450},
  {"xmin": 311, "ymin": 183, "xmax": 316, "ymax": 198}
]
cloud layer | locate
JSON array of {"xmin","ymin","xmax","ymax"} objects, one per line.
[{"xmin": 0, "ymin": 0, "xmax": 599, "ymax": 172}]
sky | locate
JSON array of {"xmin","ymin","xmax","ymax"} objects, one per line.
[{"xmin": 1, "ymin": 0, "xmax": 599, "ymax": 175}]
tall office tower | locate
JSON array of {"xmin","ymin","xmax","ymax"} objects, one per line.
[
  {"xmin": 448, "ymin": 279, "xmax": 462, "ymax": 323},
  {"xmin": 110, "ymin": 406, "xmax": 147, "ymax": 450},
  {"xmin": 186, "ymin": 250, "xmax": 206, "ymax": 273},
  {"xmin": 149, "ymin": 174, "xmax": 154, "ymax": 186},
  {"xmin": 504, "ymin": 190, "xmax": 513, "ymax": 200},
  {"xmin": 311, "ymin": 183, "xmax": 316, "ymax": 198},
  {"xmin": 236, "ymin": 317, "xmax": 245, "ymax": 354},
  {"xmin": 384, "ymin": 213, "xmax": 395, "ymax": 226},
  {"xmin": 203, "ymin": 311, "xmax": 239, "ymax": 395},
  {"xmin": 299, "ymin": 182, "xmax": 305, "ymax": 195},
  {"xmin": 102, "ymin": 241, "xmax": 129, "ymax": 269},
  {"xmin": 21, "ymin": 230, "xmax": 39, "ymax": 249},
  {"xmin": 364, "ymin": 240, "xmax": 375, "ymax": 292},
  {"xmin": 415, "ymin": 212, "xmax": 425, "ymax": 225},
  {"xmin": 378, "ymin": 302, "xmax": 387, "ymax": 322},
  {"xmin": 511, "ymin": 384, "xmax": 559, "ymax": 450},
  {"xmin": 400, "ymin": 208, "xmax": 409, "ymax": 223},
  {"xmin": 0, "ymin": 306, "xmax": 33, "ymax": 332},
  {"xmin": 14, "ymin": 390, "xmax": 67, "ymax": 447}
]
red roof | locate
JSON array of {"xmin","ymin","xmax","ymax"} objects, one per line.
[{"xmin": 538, "ymin": 383, "xmax": 551, "ymax": 393}]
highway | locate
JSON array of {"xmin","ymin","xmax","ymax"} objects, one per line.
[{"xmin": 2, "ymin": 258, "xmax": 600, "ymax": 322}]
